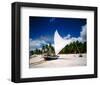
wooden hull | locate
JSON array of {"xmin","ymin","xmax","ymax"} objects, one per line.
[{"xmin": 44, "ymin": 56, "xmax": 59, "ymax": 60}]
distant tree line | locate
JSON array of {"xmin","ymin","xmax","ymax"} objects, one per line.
[
  {"xmin": 30, "ymin": 43, "xmax": 55, "ymax": 56},
  {"xmin": 30, "ymin": 41, "xmax": 86, "ymax": 56},
  {"xmin": 59, "ymin": 41, "xmax": 86, "ymax": 54}
]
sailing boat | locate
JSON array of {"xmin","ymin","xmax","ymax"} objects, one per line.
[
  {"xmin": 44, "ymin": 30, "xmax": 72, "ymax": 60},
  {"xmin": 54, "ymin": 30, "xmax": 72, "ymax": 55}
]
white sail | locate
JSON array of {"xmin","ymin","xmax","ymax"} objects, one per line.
[{"xmin": 54, "ymin": 30, "xmax": 72, "ymax": 55}]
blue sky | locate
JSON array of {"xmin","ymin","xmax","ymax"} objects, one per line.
[{"xmin": 29, "ymin": 16, "xmax": 86, "ymax": 51}]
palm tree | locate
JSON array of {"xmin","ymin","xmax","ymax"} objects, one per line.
[{"xmin": 42, "ymin": 45, "xmax": 45, "ymax": 53}]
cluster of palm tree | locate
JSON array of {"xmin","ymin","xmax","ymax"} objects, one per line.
[
  {"xmin": 42, "ymin": 43, "xmax": 55, "ymax": 55},
  {"xmin": 30, "ymin": 43, "xmax": 55, "ymax": 56},
  {"xmin": 60, "ymin": 41, "xmax": 86, "ymax": 54},
  {"xmin": 30, "ymin": 41, "xmax": 86, "ymax": 56}
]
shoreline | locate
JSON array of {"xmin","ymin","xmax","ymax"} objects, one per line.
[{"xmin": 29, "ymin": 53, "xmax": 87, "ymax": 68}]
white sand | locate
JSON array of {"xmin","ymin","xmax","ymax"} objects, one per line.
[{"xmin": 29, "ymin": 54, "xmax": 86, "ymax": 68}]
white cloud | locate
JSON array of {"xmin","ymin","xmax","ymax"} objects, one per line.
[
  {"xmin": 64, "ymin": 24, "xmax": 87, "ymax": 43},
  {"xmin": 80, "ymin": 25, "xmax": 87, "ymax": 42},
  {"xmin": 29, "ymin": 38, "xmax": 47, "ymax": 51},
  {"xmin": 71, "ymin": 37, "xmax": 82, "ymax": 42},
  {"xmin": 52, "ymin": 44, "xmax": 55, "ymax": 47},
  {"xmin": 49, "ymin": 18, "xmax": 56, "ymax": 22},
  {"xmin": 40, "ymin": 36, "xmax": 52, "ymax": 42},
  {"xmin": 64, "ymin": 34, "xmax": 71, "ymax": 39}
]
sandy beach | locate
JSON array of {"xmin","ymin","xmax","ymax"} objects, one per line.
[{"xmin": 29, "ymin": 54, "xmax": 86, "ymax": 68}]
